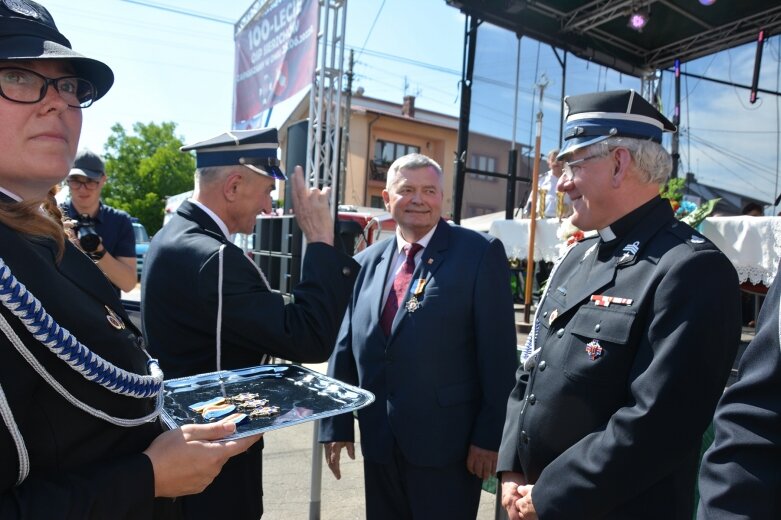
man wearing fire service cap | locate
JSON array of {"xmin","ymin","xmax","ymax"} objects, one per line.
[{"xmin": 498, "ymin": 90, "xmax": 741, "ymax": 519}]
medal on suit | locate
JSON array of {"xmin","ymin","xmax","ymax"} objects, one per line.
[{"xmin": 405, "ymin": 278, "xmax": 427, "ymax": 313}]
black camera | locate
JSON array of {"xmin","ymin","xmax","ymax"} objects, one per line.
[{"xmin": 73, "ymin": 214, "xmax": 102, "ymax": 252}]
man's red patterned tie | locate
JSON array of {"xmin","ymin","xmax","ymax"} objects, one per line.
[{"xmin": 380, "ymin": 243, "xmax": 423, "ymax": 336}]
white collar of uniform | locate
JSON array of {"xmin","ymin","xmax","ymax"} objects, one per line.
[
  {"xmin": 189, "ymin": 199, "xmax": 231, "ymax": 239},
  {"xmin": 0, "ymin": 186, "xmax": 22, "ymax": 202},
  {"xmin": 394, "ymin": 223, "xmax": 437, "ymax": 254},
  {"xmin": 598, "ymin": 226, "xmax": 616, "ymax": 242}
]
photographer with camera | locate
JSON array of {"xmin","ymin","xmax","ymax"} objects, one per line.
[{"xmin": 63, "ymin": 149, "xmax": 137, "ymax": 293}]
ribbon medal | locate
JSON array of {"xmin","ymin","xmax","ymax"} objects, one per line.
[
  {"xmin": 590, "ymin": 295, "xmax": 633, "ymax": 307},
  {"xmin": 222, "ymin": 412, "xmax": 249, "ymax": 426},
  {"xmin": 201, "ymin": 403, "xmax": 236, "ymax": 420},
  {"xmin": 585, "ymin": 339, "xmax": 603, "ymax": 360},
  {"xmin": 189, "ymin": 396, "xmax": 225, "ymax": 412},
  {"xmin": 405, "ymin": 278, "xmax": 427, "ymax": 313}
]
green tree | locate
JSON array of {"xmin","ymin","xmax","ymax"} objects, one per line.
[{"xmin": 101, "ymin": 121, "xmax": 195, "ymax": 235}]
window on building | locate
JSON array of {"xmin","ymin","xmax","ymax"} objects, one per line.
[
  {"xmin": 371, "ymin": 139, "xmax": 421, "ymax": 183},
  {"xmin": 370, "ymin": 195, "xmax": 384, "ymax": 209},
  {"xmin": 468, "ymin": 154, "xmax": 497, "ymax": 181},
  {"xmin": 374, "ymin": 140, "xmax": 421, "ymax": 165},
  {"xmin": 466, "ymin": 205, "xmax": 497, "ymax": 218}
]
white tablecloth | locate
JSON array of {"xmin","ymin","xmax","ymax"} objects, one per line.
[
  {"xmin": 488, "ymin": 216, "xmax": 781, "ymax": 286},
  {"xmin": 699, "ymin": 216, "xmax": 781, "ymax": 286},
  {"xmin": 489, "ymin": 218, "xmax": 572, "ymax": 263}
]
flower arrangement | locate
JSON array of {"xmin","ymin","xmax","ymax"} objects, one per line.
[
  {"xmin": 660, "ymin": 178, "xmax": 720, "ymax": 229},
  {"xmin": 557, "ymin": 218, "xmax": 585, "ymax": 246}
]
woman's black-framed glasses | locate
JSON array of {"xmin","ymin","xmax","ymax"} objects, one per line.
[{"xmin": 0, "ymin": 67, "xmax": 96, "ymax": 108}]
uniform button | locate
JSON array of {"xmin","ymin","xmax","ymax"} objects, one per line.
[
  {"xmin": 542, "ymin": 311, "xmax": 548, "ymax": 318},
  {"xmin": 594, "ymin": 323, "xmax": 601, "ymax": 332},
  {"xmin": 538, "ymin": 360, "xmax": 547, "ymax": 371},
  {"xmin": 342, "ymin": 266, "xmax": 352, "ymax": 276},
  {"xmin": 556, "ymin": 328, "xmax": 565, "ymax": 338},
  {"xmin": 520, "ymin": 431, "xmax": 529, "ymax": 444},
  {"xmin": 528, "ymin": 394, "xmax": 536, "ymax": 405}
]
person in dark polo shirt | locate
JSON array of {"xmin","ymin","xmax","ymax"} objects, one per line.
[{"xmin": 63, "ymin": 149, "xmax": 137, "ymax": 293}]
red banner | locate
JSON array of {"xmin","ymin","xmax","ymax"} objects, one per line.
[{"xmin": 233, "ymin": 0, "xmax": 318, "ymax": 129}]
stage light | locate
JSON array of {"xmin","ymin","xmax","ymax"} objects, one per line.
[
  {"xmin": 628, "ymin": 10, "xmax": 649, "ymax": 31},
  {"xmin": 699, "ymin": 0, "xmax": 717, "ymax": 6}
]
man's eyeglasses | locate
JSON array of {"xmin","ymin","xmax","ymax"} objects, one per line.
[
  {"xmin": 0, "ymin": 67, "xmax": 96, "ymax": 108},
  {"xmin": 561, "ymin": 153, "xmax": 605, "ymax": 179},
  {"xmin": 67, "ymin": 178, "xmax": 100, "ymax": 191}
]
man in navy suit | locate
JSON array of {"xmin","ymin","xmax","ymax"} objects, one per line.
[{"xmin": 318, "ymin": 153, "xmax": 518, "ymax": 519}]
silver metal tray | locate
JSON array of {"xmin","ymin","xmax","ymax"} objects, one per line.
[{"xmin": 161, "ymin": 364, "xmax": 374, "ymax": 440}]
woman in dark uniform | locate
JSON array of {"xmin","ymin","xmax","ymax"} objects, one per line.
[{"xmin": 0, "ymin": 2, "xmax": 258, "ymax": 518}]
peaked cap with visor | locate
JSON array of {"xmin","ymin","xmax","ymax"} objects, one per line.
[
  {"xmin": 181, "ymin": 128, "xmax": 287, "ymax": 180},
  {"xmin": 558, "ymin": 89, "xmax": 676, "ymax": 160},
  {"xmin": 0, "ymin": 0, "xmax": 114, "ymax": 100}
]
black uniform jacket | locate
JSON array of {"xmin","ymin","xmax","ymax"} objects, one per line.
[
  {"xmin": 142, "ymin": 200, "xmax": 358, "ymax": 375},
  {"xmin": 141, "ymin": 201, "xmax": 358, "ymax": 519},
  {"xmin": 698, "ymin": 262, "xmax": 781, "ymax": 519},
  {"xmin": 0, "ymin": 214, "xmax": 176, "ymax": 518},
  {"xmin": 498, "ymin": 197, "xmax": 741, "ymax": 519}
]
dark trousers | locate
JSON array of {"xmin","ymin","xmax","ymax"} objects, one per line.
[
  {"xmin": 363, "ymin": 444, "xmax": 482, "ymax": 520},
  {"xmin": 181, "ymin": 443, "xmax": 263, "ymax": 519}
]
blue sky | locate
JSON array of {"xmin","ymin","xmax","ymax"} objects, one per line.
[{"xmin": 44, "ymin": 0, "xmax": 781, "ymax": 208}]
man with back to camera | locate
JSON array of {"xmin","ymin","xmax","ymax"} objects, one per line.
[
  {"xmin": 319, "ymin": 153, "xmax": 518, "ymax": 519},
  {"xmin": 141, "ymin": 128, "xmax": 359, "ymax": 519},
  {"xmin": 498, "ymin": 90, "xmax": 741, "ymax": 519},
  {"xmin": 63, "ymin": 149, "xmax": 137, "ymax": 293}
]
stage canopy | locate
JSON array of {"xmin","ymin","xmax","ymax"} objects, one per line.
[{"xmin": 446, "ymin": 0, "xmax": 781, "ymax": 77}]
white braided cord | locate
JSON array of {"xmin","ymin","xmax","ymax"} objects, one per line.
[
  {"xmin": 0, "ymin": 381, "xmax": 29, "ymax": 484},
  {"xmin": 216, "ymin": 243, "xmax": 272, "ymax": 367},
  {"xmin": 0, "ymin": 257, "xmax": 163, "ymax": 399},
  {"xmin": 216, "ymin": 244, "xmax": 226, "ymax": 372},
  {"xmin": 521, "ymin": 242, "xmax": 579, "ymax": 370}
]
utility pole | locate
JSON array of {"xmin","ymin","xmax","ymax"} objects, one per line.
[
  {"xmin": 339, "ymin": 49, "xmax": 354, "ymax": 205},
  {"xmin": 523, "ymin": 74, "xmax": 549, "ymax": 324}
]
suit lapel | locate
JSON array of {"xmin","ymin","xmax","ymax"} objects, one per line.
[
  {"xmin": 560, "ymin": 245, "xmax": 616, "ymax": 315},
  {"xmin": 390, "ymin": 220, "xmax": 450, "ymax": 336},
  {"xmin": 372, "ymin": 238, "xmax": 398, "ymax": 324}
]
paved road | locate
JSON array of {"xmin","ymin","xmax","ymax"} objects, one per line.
[{"xmin": 261, "ymin": 361, "xmax": 501, "ymax": 520}]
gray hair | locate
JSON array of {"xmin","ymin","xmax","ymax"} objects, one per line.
[
  {"xmin": 386, "ymin": 153, "xmax": 443, "ymax": 191},
  {"xmin": 195, "ymin": 166, "xmax": 231, "ymax": 185},
  {"xmin": 587, "ymin": 137, "xmax": 672, "ymax": 184}
]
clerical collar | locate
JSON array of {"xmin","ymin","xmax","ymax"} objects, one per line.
[{"xmin": 598, "ymin": 196, "xmax": 664, "ymax": 243}]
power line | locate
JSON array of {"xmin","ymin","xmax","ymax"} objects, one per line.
[
  {"xmin": 356, "ymin": 0, "xmax": 387, "ymax": 62},
  {"xmin": 120, "ymin": 0, "xmax": 234, "ymax": 24}
]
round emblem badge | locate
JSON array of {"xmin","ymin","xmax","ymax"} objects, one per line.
[{"xmin": 2, "ymin": 0, "xmax": 39, "ymax": 18}]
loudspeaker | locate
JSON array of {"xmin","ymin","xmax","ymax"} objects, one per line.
[
  {"xmin": 253, "ymin": 215, "xmax": 302, "ymax": 294},
  {"xmin": 284, "ymin": 119, "xmax": 309, "ymax": 213}
]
